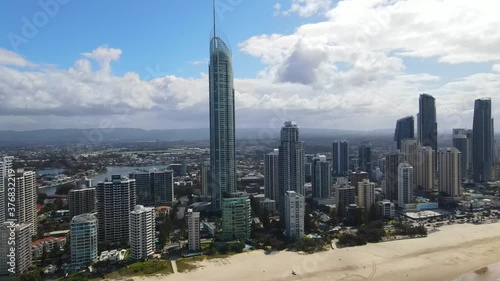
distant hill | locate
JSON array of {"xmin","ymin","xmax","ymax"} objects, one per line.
[{"xmin": 0, "ymin": 128, "xmax": 396, "ymax": 146}]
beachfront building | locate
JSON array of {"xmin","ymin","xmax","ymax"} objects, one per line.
[
  {"xmin": 264, "ymin": 149, "xmax": 279, "ymax": 201},
  {"xmin": 129, "ymin": 205, "xmax": 155, "ymax": 261},
  {"xmin": 385, "ymin": 151, "xmax": 407, "ymax": 202},
  {"xmin": 129, "ymin": 170, "xmax": 174, "ymax": 206},
  {"xmin": 438, "ymin": 148, "xmax": 462, "ymax": 197},
  {"xmin": 398, "ymin": 163, "xmax": 414, "ymax": 207},
  {"xmin": 335, "ymin": 186, "xmax": 356, "ymax": 218},
  {"xmin": 186, "ymin": 209, "xmax": 201, "ymax": 251},
  {"xmin": 70, "ymin": 213, "xmax": 98, "ymax": 270},
  {"xmin": 415, "ymin": 146, "xmax": 435, "ymax": 191},
  {"xmin": 378, "ymin": 200, "xmax": 395, "ymax": 218},
  {"xmin": 285, "ymin": 191, "xmax": 305, "ymax": 239},
  {"xmin": 357, "ymin": 179, "xmax": 376, "ymax": 211},
  {"xmin": 221, "ymin": 193, "xmax": 251, "ymax": 241},
  {"xmin": 312, "ymin": 155, "xmax": 331, "ymax": 199}
]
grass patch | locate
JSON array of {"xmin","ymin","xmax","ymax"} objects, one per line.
[
  {"xmin": 106, "ymin": 260, "xmax": 173, "ymax": 278},
  {"xmin": 201, "ymin": 243, "xmax": 211, "ymax": 249},
  {"xmin": 60, "ymin": 273, "xmax": 88, "ymax": 281},
  {"xmin": 176, "ymin": 255, "xmax": 207, "ymax": 273},
  {"xmin": 206, "ymin": 253, "xmax": 231, "ymax": 260}
]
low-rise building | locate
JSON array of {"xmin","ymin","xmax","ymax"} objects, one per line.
[
  {"xmin": 32, "ymin": 236, "xmax": 66, "ymax": 259},
  {"xmin": 378, "ymin": 200, "xmax": 395, "ymax": 219}
]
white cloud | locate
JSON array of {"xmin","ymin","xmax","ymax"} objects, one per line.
[
  {"xmin": 282, "ymin": 0, "xmax": 334, "ymax": 17},
  {"xmin": 493, "ymin": 64, "xmax": 500, "ymax": 73},
  {"xmin": 0, "ymin": 49, "xmax": 35, "ymax": 67}
]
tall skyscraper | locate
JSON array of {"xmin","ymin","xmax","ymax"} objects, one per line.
[
  {"xmin": 332, "ymin": 140, "xmax": 349, "ymax": 176},
  {"xmin": 221, "ymin": 193, "xmax": 251, "ymax": 241},
  {"xmin": 311, "ymin": 155, "xmax": 331, "ymax": 199},
  {"xmin": 358, "ymin": 141, "xmax": 372, "ymax": 178},
  {"xmin": 384, "ymin": 152, "xmax": 407, "ymax": 202},
  {"xmin": 69, "ymin": 187, "xmax": 96, "ymax": 217},
  {"xmin": 394, "ymin": 116, "xmax": 415, "ymax": 150},
  {"xmin": 472, "ymin": 98, "xmax": 494, "ymax": 182},
  {"xmin": 70, "ymin": 213, "xmax": 98, "ymax": 270},
  {"xmin": 129, "ymin": 170, "xmax": 174, "ymax": 206},
  {"xmin": 397, "ymin": 163, "xmax": 413, "ymax": 207},
  {"xmin": 418, "ymin": 94, "xmax": 437, "ymax": 169},
  {"xmin": 415, "ymin": 146, "xmax": 435, "ymax": 191},
  {"xmin": 186, "ymin": 209, "xmax": 201, "ymax": 251},
  {"xmin": 209, "ymin": 18, "xmax": 236, "ymax": 211},
  {"xmin": 452, "ymin": 129, "xmax": 470, "ymax": 180},
  {"xmin": 0, "ymin": 222, "xmax": 32, "ymax": 274},
  {"xmin": 438, "ymin": 148, "xmax": 461, "ymax": 196},
  {"xmin": 357, "ymin": 179, "xmax": 376, "ymax": 211},
  {"xmin": 278, "ymin": 121, "xmax": 304, "ymax": 216},
  {"xmin": 129, "ymin": 205, "xmax": 155, "ymax": 261},
  {"xmin": 96, "ymin": 175, "xmax": 136, "ymax": 246},
  {"xmin": 0, "ymin": 156, "xmax": 14, "ymax": 224},
  {"xmin": 264, "ymin": 149, "xmax": 279, "ymax": 200},
  {"xmin": 15, "ymin": 170, "xmax": 37, "ymax": 235},
  {"xmin": 401, "ymin": 138, "xmax": 419, "ymax": 167},
  {"xmin": 284, "ymin": 191, "xmax": 305, "ymax": 239}
]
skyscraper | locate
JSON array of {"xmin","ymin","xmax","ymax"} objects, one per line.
[
  {"xmin": 417, "ymin": 94, "xmax": 437, "ymax": 166},
  {"xmin": 357, "ymin": 179, "xmax": 376, "ymax": 211},
  {"xmin": 69, "ymin": 187, "xmax": 96, "ymax": 217},
  {"xmin": 0, "ymin": 156, "xmax": 14, "ymax": 224},
  {"xmin": 332, "ymin": 140, "xmax": 349, "ymax": 176},
  {"xmin": 438, "ymin": 148, "xmax": 461, "ymax": 197},
  {"xmin": 384, "ymin": 152, "xmax": 407, "ymax": 202},
  {"xmin": 415, "ymin": 146, "xmax": 435, "ymax": 191},
  {"xmin": 209, "ymin": 18, "xmax": 236, "ymax": 211},
  {"xmin": 401, "ymin": 138, "xmax": 418, "ymax": 168},
  {"xmin": 358, "ymin": 141, "xmax": 372, "ymax": 178},
  {"xmin": 335, "ymin": 186, "xmax": 356, "ymax": 219},
  {"xmin": 15, "ymin": 170, "xmax": 37, "ymax": 235},
  {"xmin": 397, "ymin": 163, "xmax": 413, "ymax": 207},
  {"xmin": 129, "ymin": 205, "xmax": 155, "ymax": 261},
  {"xmin": 96, "ymin": 175, "xmax": 136, "ymax": 246},
  {"xmin": 200, "ymin": 161, "xmax": 210, "ymax": 196},
  {"xmin": 394, "ymin": 116, "xmax": 415, "ymax": 150},
  {"xmin": 284, "ymin": 191, "xmax": 305, "ymax": 239},
  {"xmin": 278, "ymin": 121, "xmax": 304, "ymax": 216},
  {"xmin": 311, "ymin": 155, "xmax": 331, "ymax": 199},
  {"xmin": 70, "ymin": 213, "xmax": 98, "ymax": 270},
  {"xmin": 452, "ymin": 129, "xmax": 470, "ymax": 180},
  {"xmin": 129, "ymin": 170, "xmax": 174, "ymax": 206},
  {"xmin": 186, "ymin": 209, "xmax": 201, "ymax": 251},
  {"xmin": 472, "ymin": 98, "xmax": 494, "ymax": 182},
  {"xmin": 221, "ymin": 193, "xmax": 251, "ymax": 241},
  {"xmin": 264, "ymin": 149, "xmax": 279, "ymax": 200}
]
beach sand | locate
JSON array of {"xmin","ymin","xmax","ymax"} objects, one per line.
[{"xmin": 135, "ymin": 223, "xmax": 500, "ymax": 281}]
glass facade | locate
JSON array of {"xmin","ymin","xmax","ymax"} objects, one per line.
[
  {"xmin": 394, "ymin": 116, "xmax": 414, "ymax": 150},
  {"xmin": 472, "ymin": 98, "xmax": 493, "ymax": 182}
]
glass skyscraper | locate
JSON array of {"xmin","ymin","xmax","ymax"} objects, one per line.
[
  {"xmin": 472, "ymin": 98, "xmax": 493, "ymax": 182},
  {"xmin": 417, "ymin": 94, "xmax": 437, "ymax": 152},
  {"xmin": 394, "ymin": 116, "xmax": 414, "ymax": 150},
  {"xmin": 209, "ymin": 33, "xmax": 236, "ymax": 211}
]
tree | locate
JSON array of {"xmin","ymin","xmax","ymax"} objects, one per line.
[
  {"xmin": 55, "ymin": 183, "xmax": 74, "ymax": 195},
  {"xmin": 37, "ymin": 193, "xmax": 48, "ymax": 205},
  {"xmin": 40, "ymin": 245, "xmax": 48, "ymax": 266}
]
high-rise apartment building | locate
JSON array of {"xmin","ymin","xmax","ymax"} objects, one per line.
[
  {"xmin": 394, "ymin": 116, "xmax": 415, "ymax": 150},
  {"xmin": 357, "ymin": 179, "xmax": 376, "ymax": 211},
  {"xmin": 311, "ymin": 155, "xmax": 331, "ymax": 199},
  {"xmin": 278, "ymin": 121, "xmax": 304, "ymax": 216},
  {"xmin": 69, "ymin": 187, "xmax": 96, "ymax": 217},
  {"xmin": 452, "ymin": 129, "xmax": 471, "ymax": 179},
  {"xmin": 418, "ymin": 94, "xmax": 438, "ymax": 156},
  {"xmin": 129, "ymin": 170, "xmax": 174, "ymax": 206},
  {"xmin": 186, "ymin": 209, "xmax": 200, "ymax": 251},
  {"xmin": 96, "ymin": 175, "xmax": 136, "ymax": 246},
  {"xmin": 0, "ymin": 222, "xmax": 32, "ymax": 275},
  {"xmin": 472, "ymin": 98, "xmax": 494, "ymax": 182},
  {"xmin": 70, "ymin": 213, "xmax": 98, "ymax": 270},
  {"xmin": 264, "ymin": 149, "xmax": 279, "ymax": 200},
  {"xmin": 350, "ymin": 171, "xmax": 368, "ymax": 194},
  {"xmin": 397, "ymin": 163, "xmax": 413, "ymax": 207},
  {"xmin": 15, "ymin": 170, "xmax": 37, "ymax": 235},
  {"xmin": 284, "ymin": 191, "xmax": 305, "ymax": 239},
  {"xmin": 0, "ymin": 156, "xmax": 14, "ymax": 224},
  {"xmin": 332, "ymin": 140, "xmax": 349, "ymax": 176},
  {"xmin": 335, "ymin": 186, "xmax": 356, "ymax": 218},
  {"xmin": 384, "ymin": 152, "xmax": 407, "ymax": 202},
  {"xmin": 401, "ymin": 138, "xmax": 419, "ymax": 167},
  {"xmin": 209, "ymin": 28, "xmax": 236, "ymax": 212},
  {"xmin": 438, "ymin": 148, "xmax": 461, "ymax": 197},
  {"xmin": 414, "ymin": 146, "xmax": 435, "ymax": 191},
  {"xmin": 129, "ymin": 205, "xmax": 155, "ymax": 261},
  {"xmin": 221, "ymin": 193, "xmax": 251, "ymax": 241}
]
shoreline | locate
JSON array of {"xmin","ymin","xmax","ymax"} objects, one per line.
[{"xmin": 133, "ymin": 222, "xmax": 500, "ymax": 281}]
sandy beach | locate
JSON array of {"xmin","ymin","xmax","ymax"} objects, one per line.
[{"xmin": 135, "ymin": 223, "xmax": 500, "ymax": 281}]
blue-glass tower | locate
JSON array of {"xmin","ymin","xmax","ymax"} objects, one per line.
[
  {"xmin": 472, "ymin": 98, "xmax": 493, "ymax": 182},
  {"xmin": 394, "ymin": 116, "xmax": 414, "ymax": 150}
]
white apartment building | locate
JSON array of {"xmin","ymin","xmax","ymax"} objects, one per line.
[
  {"xmin": 186, "ymin": 209, "xmax": 200, "ymax": 251},
  {"xmin": 129, "ymin": 205, "xmax": 155, "ymax": 260},
  {"xmin": 285, "ymin": 191, "xmax": 305, "ymax": 239}
]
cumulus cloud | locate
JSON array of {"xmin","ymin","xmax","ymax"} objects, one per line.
[{"xmin": 1, "ymin": 0, "xmax": 500, "ymax": 131}]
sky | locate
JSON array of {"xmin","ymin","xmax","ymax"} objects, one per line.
[{"xmin": 0, "ymin": 0, "xmax": 499, "ymax": 133}]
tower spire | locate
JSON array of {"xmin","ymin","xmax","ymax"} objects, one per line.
[{"xmin": 213, "ymin": 0, "xmax": 216, "ymax": 38}]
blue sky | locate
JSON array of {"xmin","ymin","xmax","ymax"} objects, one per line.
[
  {"xmin": 0, "ymin": 0, "xmax": 321, "ymax": 79},
  {"xmin": 0, "ymin": 0, "xmax": 499, "ymax": 131}
]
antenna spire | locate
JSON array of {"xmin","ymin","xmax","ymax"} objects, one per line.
[{"xmin": 213, "ymin": 0, "xmax": 216, "ymax": 38}]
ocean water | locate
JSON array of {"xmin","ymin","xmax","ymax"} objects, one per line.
[{"xmin": 455, "ymin": 263, "xmax": 500, "ymax": 281}]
